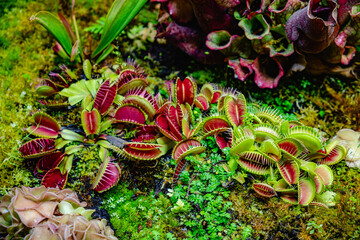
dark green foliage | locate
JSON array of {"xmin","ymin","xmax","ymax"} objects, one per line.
[
  {"xmin": 102, "ymin": 182, "xmax": 180, "ymax": 239},
  {"xmin": 170, "ymin": 138, "xmax": 238, "ymax": 239}
]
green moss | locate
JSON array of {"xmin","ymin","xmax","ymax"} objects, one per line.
[{"xmin": 102, "ymin": 182, "xmax": 181, "ymax": 239}]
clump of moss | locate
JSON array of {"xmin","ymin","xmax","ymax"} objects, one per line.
[{"xmin": 102, "ymin": 182, "xmax": 181, "ymax": 239}]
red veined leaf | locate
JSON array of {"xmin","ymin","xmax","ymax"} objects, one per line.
[
  {"xmin": 94, "ymin": 79, "xmax": 117, "ymax": 115},
  {"xmin": 122, "ymin": 147, "xmax": 163, "ymax": 161},
  {"xmin": 19, "ymin": 138, "xmax": 55, "ymax": 159},
  {"xmin": 314, "ymin": 165, "xmax": 333, "ymax": 186},
  {"xmin": 215, "ymin": 131, "xmax": 232, "ymax": 149},
  {"xmin": 27, "ymin": 112, "xmax": 61, "ymax": 138},
  {"xmin": 34, "ymin": 151, "xmax": 64, "ymax": 179},
  {"xmin": 318, "ymin": 145, "xmax": 346, "ymax": 165},
  {"xmin": 41, "ymin": 168, "xmax": 68, "ymax": 189},
  {"xmin": 278, "ymin": 138, "xmax": 303, "ymax": 158},
  {"xmin": 123, "ymin": 88, "xmax": 158, "ymax": 120},
  {"xmin": 277, "ymin": 159, "xmax": 300, "ymax": 185},
  {"xmin": 253, "ymin": 183, "xmax": 276, "ymax": 197},
  {"xmin": 194, "ymin": 94, "xmax": 210, "ymax": 111},
  {"xmin": 224, "ymin": 94, "xmax": 246, "ymax": 127},
  {"xmin": 172, "ymin": 159, "xmax": 187, "ymax": 187},
  {"xmin": 212, "ymin": 90, "xmax": 222, "ymax": 103},
  {"xmin": 202, "ymin": 116, "xmax": 230, "ymax": 136},
  {"xmin": 114, "ymin": 104, "xmax": 147, "ymax": 125},
  {"xmin": 81, "ymin": 109, "xmax": 101, "ymax": 136},
  {"xmin": 92, "ymin": 158, "xmax": 121, "ymax": 192},
  {"xmin": 298, "ymin": 178, "xmax": 316, "ymax": 206},
  {"xmin": 116, "ymin": 69, "xmax": 148, "ymax": 95},
  {"xmin": 155, "ymin": 114, "xmax": 182, "ymax": 141},
  {"xmin": 168, "ymin": 105, "xmax": 182, "ymax": 132},
  {"xmin": 172, "ymin": 139, "xmax": 206, "ymax": 163},
  {"xmin": 176, "ymin": 77, "xmax": 196, "ymax": 106}
]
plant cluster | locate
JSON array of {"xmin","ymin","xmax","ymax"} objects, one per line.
[
  {"xmin": 153, "ymin": 0, "xmax": 360, "ymax": 88},
  {"xmin": 0, "ymin": 186, "xmax": 116, "ymax": 239}
]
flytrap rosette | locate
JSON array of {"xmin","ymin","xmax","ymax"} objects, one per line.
[{"xmin": 27, "ymin": 112, "xmax": 61, "ymax": 138}]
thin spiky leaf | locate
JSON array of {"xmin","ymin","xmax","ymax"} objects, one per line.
[
  {"xmin": 19, "ymin": 138, "xmax": 55, "ymax": 159},
  {"xmin": 38, "ymin": 99, "xmax": 69, "ymax": 108},
  {"xmin": 224, "ymin": 95, "xmax": 246, "ymax": 127},
  {"xmin": 253, "ymin": 183, "xmax": 276, "ymax": 197},
  {"xmin": 259, "ymin": 139, "xmax": 281, "ymax": 162},
  {"xmin": 92, "ymin": 158, "xmax": 121, "ymax": 192},
  {"xmin": 298, "ymin": 178, "xmax": 316, "ymax": 206},
  {"xmin": 27, "ymin": 112, "xmax": 61, "ymax": 138},
  {"xmin": 230, "ymin": 137, "xmax": 254, "ymax": 156},
  {"xmin": 124, "ymin": 142, "xmax": 163, "ymax": 150},
  {"xmin": 277, "ymin": 159, "xmax": 300, "ymax": 185},
  {"xmin": 94, "ymin": 79, "xmax": 117, "ymax": 115},
  {"xmin": 81, "ymin": 109, "xmax": 101, "ymax": 136},
  {"xmin": 253, "ymin": 106, "xmax": 282, "ymax": 124},
  {"xmin": 253, "ymin": 124, "xmax": 282, "ymax": 141},
  {"xmin": 122, "ymin": 147, "xmax": 163, "ymax": 161}
]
